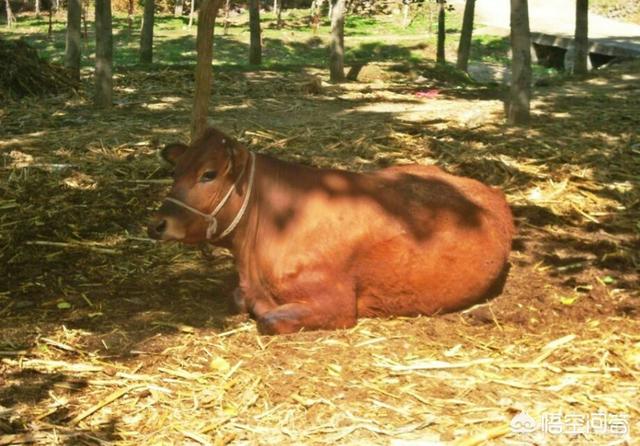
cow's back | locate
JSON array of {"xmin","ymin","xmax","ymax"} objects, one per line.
[{"xmin": 351, "ymin": 163, "xmax": 514, "ymax": 317}]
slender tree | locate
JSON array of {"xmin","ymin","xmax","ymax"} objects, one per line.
[
  {"xmin": 508, "ymin": 0, "xmax": 532, "ymax": 125},
  {"xmin": 174, "ymin": 0, "xmax": 183, "ymax": 16},
  {"xmin": 189, "ymin": 0, "xmax": 196, "ymax": 28},
  {"xmin": 191, "ymin": 0, "xmax": 222, "ymax": 138},
  {"xmin": 65, "ymin": 0, "xmax": 82, "ymax": 81},
  {"xmin": 35, "ymin": 0, "xmax": 40, "ymax": 16},
  {"xmin": 95, "ymin": 0, "xmax": 113, "ymax": 108},
  {"xmin": 249, "ymin": 0, "xmax": 261, "ymax": 65},
  {"xmin": 276, "ymin": 0, "xmax": 283, "ymax": 27},
  {"xmin": 573, "ymin": 0, "xmax": 588, "ymax": 74},
  {"xmin": 127, "ymin": 0, "xmax": 134, "ymax": 35},
  {"xmin": 427, "ymin": 1, "xmax": 435, "ymax": 34},
  {"xmin": 222, "ymin": 0, "xmax": 230, "ymax": 33},
  {"xmin": 436, "ymin": 0, "xmax": 446, "ymax": 64},
  {"xmin": 140, "ymin": 0, "xmax": 155, "ymax": 63},
  {"xmin": 401, "ymin": 0, "xmax": 410, "ymax": 28},
  {"xmin": 82, "ymin": 0, "xmax": 87, "ymax": 38},
  {"xmin": 4, "ymin": 0, "xmax": 15, "ymax": 28},
  {"xmin": 456, "ymin": 0, "xmax": 475, "ymax": 72},
  {"xmin": 329, "ymin": 0, "xmax": 346, "ymax": 82},
  {"xmin": 310, "ymin": 0, "xmax": 320, "ymax": 34},
  {"xmin": 46, "ymin": 0, "xmax": 52, "ymax": 36}
]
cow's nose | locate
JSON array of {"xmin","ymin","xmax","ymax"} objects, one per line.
[{"xmin": 148, "ymin": 218, "xmax": 167, "ymax": 239}]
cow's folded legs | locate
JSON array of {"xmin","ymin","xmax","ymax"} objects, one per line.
[{"xmin": 257, "ymin": 301, "xmax": 356, "ymax": 335}]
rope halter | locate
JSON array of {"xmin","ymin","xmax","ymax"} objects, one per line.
[{"xmin": 163, "ymin": 152, "xmax": 256, "ymax": 241}]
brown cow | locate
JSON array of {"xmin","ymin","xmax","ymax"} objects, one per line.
[{"xmin": 148, "ymin": 128, "xmax": 514, "ymax": 335}]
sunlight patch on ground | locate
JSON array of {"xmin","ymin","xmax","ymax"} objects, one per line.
[
  {"xmin": 587, "ymin": 78, "xmax": 609, "ymax": 86},
  {"xmin": 145, "ymin": 102, "xmax": 173, "ymax": 111},
  {"xmin": 62, "ymin": 172, "xmax": 97, "ymax": 190},
  {"xmin": 524, "ymin": 180, "xmax": 569, "ymax": 204},
  {"xmin": 5, "ymin": 150, "xmax": 35, "ymax": 168},
  {"xmin": 160, "ymin": 96, "xmax": 184, "ymax": 103},
  {"xmin": 350, "ymin": 99, "xmax": 503, "ymax": 127}
]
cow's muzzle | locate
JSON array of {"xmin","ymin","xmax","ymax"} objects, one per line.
[{"xmin": 147, "ymin": 215, "xmax": 186, "ymax": 241}]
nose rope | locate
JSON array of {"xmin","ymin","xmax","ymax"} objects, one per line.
[{"xmin": 164, "ymin": 152, "xmax": 256, "ymax": 240}]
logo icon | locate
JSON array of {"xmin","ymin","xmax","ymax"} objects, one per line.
[{"xmin": 510, "ymin": 412, "xmax": 538, "ymax": 434}]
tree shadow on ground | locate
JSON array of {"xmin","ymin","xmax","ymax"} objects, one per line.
[
  {"xmin": 432, "ymin": 64, "xmax": 639, "ymax": 285},
  {"xmin": 0, "ymin": 367, "xmax": 120, "ymax": 443}
]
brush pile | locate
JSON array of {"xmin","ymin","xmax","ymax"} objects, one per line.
[{"xmin": 0, "ymin": 38, "xmax": 77, "ymax": 101}]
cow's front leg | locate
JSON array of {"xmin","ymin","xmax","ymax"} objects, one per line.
[
  {"xmin": 231, "ymin": 287, "xmax": 248, "ymax": 314},
  {"xmin": 257, "ymin": 300, "xmax": 357, "ymax": 335}
]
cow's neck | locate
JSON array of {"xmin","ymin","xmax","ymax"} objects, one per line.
[
  {"xmin": 226, "ymin": 154, "xmax": 288, "ymax": 267},
  {"xmin": 224, "ymin": 153, "xmax": 268, "ymax": 254}
]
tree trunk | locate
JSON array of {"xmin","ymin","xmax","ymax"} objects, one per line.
[
  {"xmin": 47, "ymin": 1, "xmax": 52, "ymax": 36},
  {"xmin": 5, "ymin": 0, "xmax": 15, "ymax": 28},
  {"xmin": 222, "ymin": 0, "xmax": 229, "ymax": 33},
  {"xmin": 277, "ymin": 0, "xmax": 283, "ymax": 27},
  {"xmin": 310, "ymin": 0, "xmax": 320, "ymax": 34},
  {"xmin": 191, "ymin": 0, "xmax": 222, "ymax": 139},
  {"xmin": 95, "ymin": 0, "xmax": 113, "ymax": 108},
  {"xmin": 329, "ymin": 0, "xmax": 345, "ymax": 82},
  {"xmin": 456, "ymin": 0, "xmax": 475, "ymax": 72},
  {"xmin": 82, "ymin": 0, "xmax": 88, "ymax": 39},
  {"xmin": 174, "ymin": 0, "xmax": 183, "ymax": 16},
  {"xmin": 35, "ymin": 0, "xmax": 40, "ymax": 16},
  {"xmin": 436, "ymin": 0, "xmax": 446, "ymax": 64},
  {"xmin": 249, "ymin": 0, "xmax": 261, "ymax": 65},
  {"xmin": 189, "ymin": 0, "xmax": 196, "ymax": 28},
  {"xmin": 127, "ymin": 0, "xmax": 133, "ymax": 35},
  {"xmin": 573, "ymin": 0, "xmax": 588, "ymax": 74},
  {"xmin": 508, "ymin": 0, "xmax": 532, "ymax": 125},
  {"xmin": 65, "ymin": 0, "xmax": 81, "ymax": 81},
  {"xmin": 140, "ymin": 0, "xmax": 155, "ymax": 63},
  {"xmin": 401, "ymin": 1, "xmax": 410, "ymax": 28}
]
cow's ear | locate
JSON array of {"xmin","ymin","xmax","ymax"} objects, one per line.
[
  {"xmin": 161, "ymin": 143, "xmax": 188, "ymax": 165},
  {"xmin": 219, "ymin": 135, "xmax": 236, "ymax": 159}
]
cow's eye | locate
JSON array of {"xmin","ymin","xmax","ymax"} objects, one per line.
[{"xmin": 200, "ymin": 171, "xmax": 217, "ymax": 182}]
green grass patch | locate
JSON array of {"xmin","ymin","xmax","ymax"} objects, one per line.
[{"xmin": 1, "ymin": 7, "xmax": 524, "ymax": 78}]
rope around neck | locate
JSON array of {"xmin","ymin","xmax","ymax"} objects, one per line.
[{"xmin": 164, "ymin": 152, "xmax": 256, "ymax": 241}]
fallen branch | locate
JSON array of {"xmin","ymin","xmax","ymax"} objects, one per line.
[{"xmin": 25, "ymin": 240, "xmax": 120, "ymax": 255}]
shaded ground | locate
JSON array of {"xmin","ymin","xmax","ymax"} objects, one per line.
[{"xmin": 0, "ymin": 59, "xmax": 639, "ymax": 444}]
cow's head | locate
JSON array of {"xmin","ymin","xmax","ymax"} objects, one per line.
[{"xmin": 148, "ymin": 128, "xmax": 252, "ymax": 244}]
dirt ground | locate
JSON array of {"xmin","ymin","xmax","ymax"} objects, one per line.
[{"xmin": 0, "ymin": 61, "xmax": 639, "ymax": 445}]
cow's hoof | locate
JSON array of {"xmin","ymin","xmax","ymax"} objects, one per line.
[{"xmin": 257, "ymin": 314, "xmax": 298, "ymax": 335}]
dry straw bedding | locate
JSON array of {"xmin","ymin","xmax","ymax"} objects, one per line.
[{"xmin": 0, "ymin": 62, "xmax": 639, "ymax": 445}]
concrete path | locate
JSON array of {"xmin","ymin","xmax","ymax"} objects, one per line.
[{"xmin": 451, "ymin": 0, "xmax": 640, "ymax": 57}]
